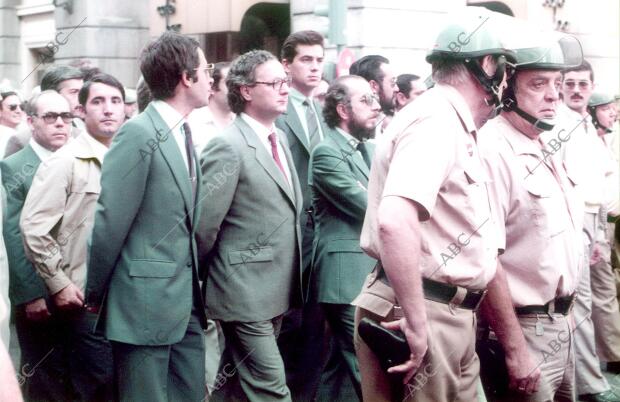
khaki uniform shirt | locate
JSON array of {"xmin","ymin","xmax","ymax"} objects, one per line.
[
  {"xmin": 20, "ymin": 133, "xmax": 106, "ymax": 294},
  {"xmin": 479, "ymin": 115, "xmax": 583, "ymax": 306},
  {"xmin": 359, "ymin": 84, "xmax": 497, "ymax": 291}
]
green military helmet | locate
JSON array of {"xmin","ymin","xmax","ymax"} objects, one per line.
[
  {"xmin": 588, "ymin": 91, "xmax": 616, "ymax": 108},
  {"xmin": 511, "ymin": 34, "xmax": 583, "ymax": 70},
  {"xmin": 425, "ymin": 8, "xmax": 516, "ymax": 64}
]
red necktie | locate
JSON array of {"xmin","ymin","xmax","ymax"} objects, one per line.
[{"xmin": 268, "ymin": 132, "xmax": 289, "ymax": 184}]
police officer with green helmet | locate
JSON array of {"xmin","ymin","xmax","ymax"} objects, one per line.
[{"xmin": 352, "ymin": 8, "xmax": 532, "ymax": 402}]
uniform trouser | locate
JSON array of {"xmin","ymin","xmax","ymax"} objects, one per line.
[
  {"xmin": 316, "ymin": 303, "xmax": 362, "ymax": 402},
  {"xmin": 493, "ymin": 314, "xmax": 575, "ymax": 402},
  {"xmin": 15, "ymin": 305, "xmax": 113, "ymax": 402},
  {"xmin": 204, "ymin": 318, "xmax": 224, "ymax": 393},
  {"xmin": 590, "ymin": 210, "xmax": 620, "ymax": 363},
  {"xmin": 573, "ymin": 211, "xmax": 610, "ymax": 395},
  {"xmin": 354, "ymin": 299, "xmax": 479, "ymax": 402},
  {"xmin": 210, "ymin": 315, "xmax": 291, "ymax": 402},
  {"xmin": 112, "ymin": 309, "xmax": 205, "ymax": 402}
]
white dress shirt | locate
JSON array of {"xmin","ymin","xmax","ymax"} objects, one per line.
[
  {"xmin": 151, "ymin": 100, "xmax": 190, "ymax": 172},
  {"xmin": 29, "ymin": 138, "xmax": 54, "ymax": 161}
]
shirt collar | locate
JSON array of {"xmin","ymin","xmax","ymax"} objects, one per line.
[
  {"xmin": 80, "ymin": 132, "xmax": 109, "ymax": 163},
  {"xmin": 335, "ymin": 127, "xmax": 360, "ymax": 148},
  {"xmin": 151, "ymin": 99, "xmax": 188, "ymax": 132},
  {"xmin": 496, "ymin": 115, "xmax": 543, "ymax": 157},
  {"xmin": 435, "ymin": 84, "xmax": 478, "ymax": 135},
  {"xmin": 240, "ymin": 113, "xmax": 275, "ymax": 140},
  {"xmin": 288, "ymin": 87, "xmax": 309, "ymax": 108},
  {"xmin": 29, "ymin": 137, "xmax": 54, "ymax": 161}
]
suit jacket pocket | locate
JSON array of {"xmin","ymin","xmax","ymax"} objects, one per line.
[
  {"xmin": 128, "ymin": 260, "xmax": 177, "ymax": 278},
  {"xmin": 228, "ymin": 246, "xmax": 274, "ymax": 265}
]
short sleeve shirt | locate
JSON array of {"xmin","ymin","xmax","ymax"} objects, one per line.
[
  {"xmin": 479, "ymin": 115, "xmax": 583, "ymax": 306},
  {"xmin": 360, "ymin": 84, "xmax": 497, "ymax": 290}
]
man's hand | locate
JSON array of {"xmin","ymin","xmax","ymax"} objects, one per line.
[
  {"xmin": 24, "ymin": 298, "xmax": 51, "ymax": 321},
  {"xmin": 381, "ymin": 317, "xmax": 428, "ymax": 384},
  {"xmin": 53, "ymin": 283, "xmax": 84, "ymax": 310},
  {"xmin": 506, "ymin": 349, "xmax": 541, "ymax": 394}
]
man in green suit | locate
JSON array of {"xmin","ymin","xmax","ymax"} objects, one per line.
[
  {"xmin": 86, "ymin": 32, "xmax": 212, "ymax": 402},
  {"xmin": 309, "ymin": 75, "xmax": 379, "ymax": 401},
  {"xmin": 275, "ymin": 30, "xmax": 330, "ymax": 401},
  {"xmin": 198, "ymin": 49, "xmax": 303, "ymax": 402},
  {"xmin": 1, "ymin": 90, "xmax": 70, "ymax": 400}
]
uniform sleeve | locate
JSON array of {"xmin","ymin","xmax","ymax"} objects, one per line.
[{"xmin": 382, "ymin": 115, "xmax": 456, "ymax": 220}]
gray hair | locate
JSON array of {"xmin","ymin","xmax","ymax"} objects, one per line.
[
  {"xmin": 227, "ymin": 50, "xmax": 277, "ymax": 114},
  {"xmin": 27, "ymin": 90, "xmax": 68, "ymax": 116},
  {"xmin": 431, "ymin": 59, "xmax": 470, "ymax": 86}
]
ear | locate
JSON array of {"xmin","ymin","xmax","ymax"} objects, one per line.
[
  {"xmin": 336, "ymin": 102, "xmax": 349, "ymax": 123},
  {"xmin": 395, "ymin": 92, "xmax": 406, "ymax": 108},
  {"xmin": 282, "ymin": 58, "xmax": 291, "ymax": 73},
  {"xmin": 240, "ymin": 85, "xmax": 252, "ymax": 102},
  {"xmin": 480, "ymin": 55, "xmax": 497, "ymax": 77},
  {"xmin": 27, "ymin": 116, "xmax": 35, "ymax": 131},
  {"xmin": 369, "ymin": 80, "xmax": 380, "ymax": 94},
  {"xmin": 180, "ymin": 70, "xmax": 193, "ymax": 88}
]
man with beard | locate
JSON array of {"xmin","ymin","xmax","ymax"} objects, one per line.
[
  {"xmin": 309, "ymin": 75, "xmax": 379, "ymax": 402},
  {"xmin": 549, "ymin": 61, "xmax": 620, "ymax": 402},
  {"xmin": 20, "ymin": 73, "xmax": 126, "ymax": 401},
  {"xmin": 349, "ymin": 55, "xmax": 396, "ymax": 134},
  {"xmin": 394, "ymin": 74, "xmax": 426, "ymax": 112}
]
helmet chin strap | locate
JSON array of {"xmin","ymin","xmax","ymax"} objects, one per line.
[
  {"xmin": 464, "ymin": 55, "xmax": 507, "ymax": 108},
  {"xmin": 512, "ymin": 106, "xmax": 555, "ymax": 131}
]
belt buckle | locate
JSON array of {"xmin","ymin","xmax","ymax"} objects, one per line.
[{"xmin": 473, "ymin": 289, "xmax": 488, "ymax": 311}]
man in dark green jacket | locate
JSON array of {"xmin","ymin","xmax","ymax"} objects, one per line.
[{"xmin": 309, "ymin": 75, "xmax": 379, "ymax": 401}]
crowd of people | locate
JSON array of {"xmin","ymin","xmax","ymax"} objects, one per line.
[{"xmin": 0, "ymin": 7, "xmax": 619, "ymax": 402}]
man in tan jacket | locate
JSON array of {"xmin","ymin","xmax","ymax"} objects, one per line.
[{"xmin": 20, "ymin": 73, "xmax": 125, "ymax": 401}]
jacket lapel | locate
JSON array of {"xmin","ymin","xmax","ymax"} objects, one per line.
[
  {"xmin": 283, "ymin": 102, "xmax": 310, "ymax": 154},
  {"xmin": 235, "ymin": 117, "xmax": 296, "ymax": 208},
  {"xmin": 145, "ymin": 105, "xmax": 194, "ymax": 222},
  {"xmin": 328, "ymin": 128, "xmax": 371, "ymax": 179}
]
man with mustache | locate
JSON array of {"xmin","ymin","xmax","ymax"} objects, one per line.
[
  {"xmin": 20, "ymin": 73, "xmax": 126, "ymax": 401},
  {"xmin": 551, "ymin": 60, "xmax": 620, "ymax": 402},
  {"xmin": 308, "ymin": 75, "xmax": 379, "ymax": 402}
]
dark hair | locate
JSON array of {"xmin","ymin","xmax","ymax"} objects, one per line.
[
  {"xmin": 322, "ymin": 75, "xmax": 362, "ymax": 129},
  {"xmin": 139, "ymin": 31, "xmax": 201, "ymax": 100},
  {"xmin": 212, "ymin": 62, "xmax": 231, "ymax": 91},
  {"xmin": 563, "ymin": 59, "xmax": 594, "ymax": 82},
  {"xmin": 136, "ymin": 76, "xmax": 152, "ymax": 113},
  {"xmin": 280, "ymin": 30, "xmax": 324, "ymax": 62},
  {"xmin": 78, "ymin": 73, "xmax": 125, "ymax": 106},
  {"xmin": 0, "ymin": 91, "xmax": 19, "ymax": 110},
  {"xmin": 396, "ymin": 74, "xmax": 420, "ymax": 97},
  {"xmin": 40, "ymin": 65, "xmax": 84, "ymax": 91},
  {"xmin": 227, "ymin": 50, "xmax": 276, "ymax": 114},
  {"xmin": 349, "ymin": 55, "xmax": 389, "ymax": 84}
]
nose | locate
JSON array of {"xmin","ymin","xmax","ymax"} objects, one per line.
[{"xmin": 545, "ymin": 83, "xmax": 560, "ymax": 102}]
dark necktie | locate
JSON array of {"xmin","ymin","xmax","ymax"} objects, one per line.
[
  {"xmin": 268, "ymin": 132, "xmax": 289, "ymax": 185},
  {"xmin": 357, "ymin": 141, "xmax": 372, "ymax": 168},
  {"xmin": 303, "ymin": 99, "xmax": 320, "ymax": 149},
  {"xmin": 182, "ymin": 122, "xmax": 197, "ymax": 203}
]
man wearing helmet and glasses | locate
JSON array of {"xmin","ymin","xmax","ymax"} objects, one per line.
[
  {"xmin": 477, "ymin": 31, "xmax": 594, "ymax": 401},
  {"xmin": 352, "ymin": 9, "xmax": 534, "ymax": 401}
]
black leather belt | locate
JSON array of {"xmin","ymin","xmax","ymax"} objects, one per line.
[
  {"xmin": 514, "ymin": 294, "xmax": 576, "ymax": 316},
  {"xmin": 377, "ymin": 270, "xmax": 487, "ymax": 311},
  {"xmin": 422, "ymin": 277, "xmax": 487, "ymax": 311}
]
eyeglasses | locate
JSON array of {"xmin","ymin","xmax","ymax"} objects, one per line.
[
  {"xmin": 563, "ymin": 80, "xmax": 591, "ymax": 90},
  {"xmin": 359, "ymin": 93, "xmax": 379, "ymax": 106},
  {"xmin": 32, "ymin": 112, "xmax": 73, "ymax": 124},
  {"xmin": 252, "ymin": 77, "xmax": 292, "ymax": 91},
  {"xmin": 194, "ymin": 63, "xmax": 215, "ymax": 76},
  {"xmin": 7, "ymin": 104, "xmax": 22, "ymax": 112}
]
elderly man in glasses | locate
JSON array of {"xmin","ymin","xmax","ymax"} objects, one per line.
[
  {"xmin": 0, "ymin": 91, "xmax": 24, "ymax": 159},
  {"xmin": 197, "ymin": 49, "xmax": 302, "ymax": 402},
  {"xmin": 0, "ymin": 90, "xmax": 70, "ymax": 401}
]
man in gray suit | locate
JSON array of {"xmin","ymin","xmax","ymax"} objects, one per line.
[
  {"xmin": 309, "ymin": 76, "xmax": 379, "ymax": 401},
  {"xmin": 275, "ymin": 30, "xmax": 329, "ymax": 401},
  {"xmin": 198, "ymin": 49, "xmax": 303, "ymax": 402}
]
